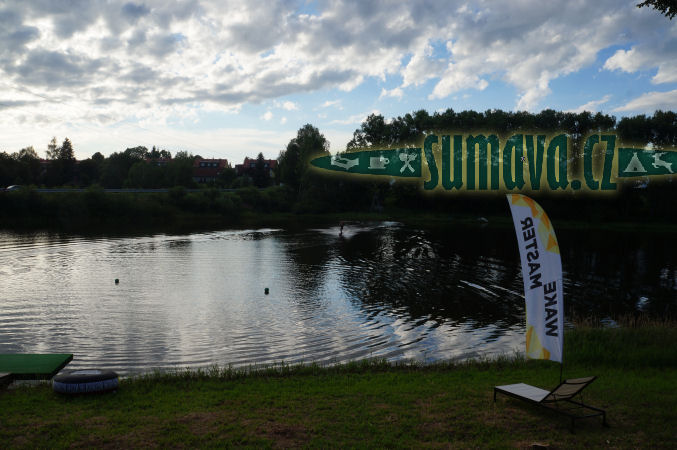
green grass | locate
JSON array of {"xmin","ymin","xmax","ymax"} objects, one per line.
[{"xmin": 1, "ymin": 326, "xmax": 676, "ymax": 448}]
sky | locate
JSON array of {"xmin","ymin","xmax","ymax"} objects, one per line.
[{"xmin": 1, "ymin": 0, "xmax": 676, "ymax": 163}]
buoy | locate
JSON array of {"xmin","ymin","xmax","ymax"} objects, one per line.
[
  {"xmin": 115, "ymin": 279, "xmax": 119, "ymax": 284},
  {"xmin": 264, "ymin": 288, "xmax": 269, "ymax": 295},
  {"xmin": 53, "ymin": 369, "xmax": 119, "ymax": 394}
]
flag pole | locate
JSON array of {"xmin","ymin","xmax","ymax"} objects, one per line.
[{"xmin": 559, "ymin": 361, "xmax": 563, "ymax": 384}]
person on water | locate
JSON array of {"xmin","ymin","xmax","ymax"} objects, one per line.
[{"xmin": 339, "ymin": 221, "xmax": 345, "ymax": 236}]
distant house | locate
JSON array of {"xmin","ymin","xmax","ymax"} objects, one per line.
[
  {"xmin": 235, "ymin": 157, "xmax": 278, "ymax": 178},
  {"xmin": 192, "ymin": 158, "xmax": 230, "ymax": 184}
]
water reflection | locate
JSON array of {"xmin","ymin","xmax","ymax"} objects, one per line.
[{"xmin": 0, "ymin": 223, "xmax": 674, "ymax": 375}]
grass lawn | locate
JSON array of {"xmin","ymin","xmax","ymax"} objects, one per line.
[{"xmin": 1, "ymin": 326, "xmax": 676, "ymax": 448}]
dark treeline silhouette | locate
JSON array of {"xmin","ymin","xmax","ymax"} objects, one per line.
[
  {"xmin": 275, "ymin": 109, "xmax": 677, "ymax": 223},
  {"xmin": 347, "ymin": 108, "xmax": 677, "ymax": 149},
  {"xmin": 0, "ymin": 140, "xmax": 198, "ymax": 189},
  {"xmin": 1, "ymin": 108, "xmax": 676, "ymax": 228}
]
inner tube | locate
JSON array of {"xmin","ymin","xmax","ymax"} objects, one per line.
[{"xmin": 53, "ymin": 369, "xmax": 119, "ymax": 394}]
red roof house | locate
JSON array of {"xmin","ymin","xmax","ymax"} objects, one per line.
[
  {"xmin": 235, "ymin": 157, "xmax": 278, "ymax": 178},
  {"xmin": 192, "ymin": 158, "xmax": 230, "ymax": 184}
]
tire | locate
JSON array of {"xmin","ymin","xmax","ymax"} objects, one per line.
[{"xmin": 53, "ymin": 369, "xmax": 119, "ymax": 394}]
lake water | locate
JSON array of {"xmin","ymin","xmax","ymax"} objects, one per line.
[{"xmin": 0, "ymin": 222, "xmax": 674, "ymax": 375}]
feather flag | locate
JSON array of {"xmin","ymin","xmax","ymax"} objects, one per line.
[{"xmin": 507, "ymin": 194, "xmax": 564, "ymax": 363}]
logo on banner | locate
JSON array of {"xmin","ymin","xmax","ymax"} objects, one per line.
[{"xmin": 309, "ymin": 133, "xmax": 676, "ymax": 193}]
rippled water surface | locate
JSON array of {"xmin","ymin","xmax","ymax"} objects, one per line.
[{"xmin": 1, "ymin": 223, "xmax": 674, "ymax": 375}]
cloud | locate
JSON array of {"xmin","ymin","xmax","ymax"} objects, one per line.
[
  {"xmin": 379, "ymin": 87, "xmax": 403, "ymax": 99},
  {"xmin": 613, "ymin": 89, "xmax": 677, "ymax": 113},
  {"xmin": 401, "ymin": 42, "xmax": 445, "ymax": 88},
  {"xmin": 0, "ymin": 0, "xmax": 674, "ymax": 140},
  {"xmin": 330, "ymin": 110, "xmax": 380, "ymax": 125},
  {"xmin": 9, "ymin": 49, "xmax": 110, "ymax": 88},
  {"xmin": 320, "ymin": 100, "xmax": 342, "ymax": 109},
  {"xmin": 429, "ymin": 62, "xmax": 489, "ymax": 100},
  {"xmin": 147, "ymin": 33, "xmax": 186, "ymax": 58},
  {"xmin": 604, "ymin": 42, "xmax": 677, "ymax": 84},
  {"xmin": 0, "ymin": 99, "xmax": 40, "ymax": 110},
  {"xmin": 281, "ymin": 101, "xmax": 298, "ymax": 111},
  {"xmin": 261, "ymin": 110, "xmax": 273, "ymax": 121},
  {"xmin": 566, "ymin": 95, "xmax": 612, "ymax": 113},
  {"xmin": 0, "ymin": 8, "xmax": 40, "ymax": 58},
  {"xmin": 121, "ymin": 2, "xmax": 150, "ymax": 23},
  {"xmin": 603, "ymin": 48, "xmax": 645, "ymax": 74}
]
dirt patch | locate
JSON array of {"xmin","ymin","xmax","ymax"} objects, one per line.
[
  {"xmin": 175, "ymin": 411, "xmax": 223, "ymax": 436},
  {"xmin": 83, "ymin": 415, "xmax": 110, "ymax": 430},
  {"xmin": 512, "ymin": 440, "xmax": 558, "ymax": 449},
  {"xmin": 11, "ymin": 435, "xmax": 30, "ymax": 448},
  {"xmin": 258, "ymin": 420, "xmax": 310, "ymax": 448}
]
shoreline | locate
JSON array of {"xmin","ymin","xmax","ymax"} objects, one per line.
[
  {"xmin": 2, "ymin": 186, "xmax": 677, "ymax": 234},
  {"xmin": 1, "ymin": 326, "xmax": 675, "ymax": 447},
  {"xmin": 3, "ymin": 209, "xmax": 677, "ymax": 235}
]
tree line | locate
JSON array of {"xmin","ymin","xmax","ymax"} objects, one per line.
[
  {"xmin": 274, "ymin": 109, "xmax": 677, "ymax": 222},
  {"xmin": 0, "ymin": 139, "xmax": 190, "ymax": 188},
  {"xmin": 0, "ymin": 137, "xmax": 283, "ymax": 190},
  {"xmin": 2, "ymin": 108, "xmax": 676, "ymax": 224}
]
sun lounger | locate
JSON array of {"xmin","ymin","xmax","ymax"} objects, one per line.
[
  {"xmin": 0, "ymin": 372, "xmax": 13, "ymax": 389},
  {"xmin": 494, "ymin": 376, "xmax": 608, "ymax": 432},
  {"xmin": 0, "ymin": 354, "xmax": 73, "ymax": 381}
]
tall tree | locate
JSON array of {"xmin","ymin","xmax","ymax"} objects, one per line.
[
  {"xmin": 278, "ymin": 124, "xmax": 329, "ymax": 190},
  {"xmin": 123, "ymin": 146, "xmax": 149, "ymax": 160},
  {"xmin": 91, "ymin": 152, "xmax": 105, "ymax": 164},
  {"xmin": 44, "ymin": 138, "xmax": 76, "ymax": 186},
  {"xmin": 166, "ymin": 151, "xmax": 195, "ymax": 187},
  {"xmin": 16, "ymin": 146, "xmax": 39, "ymax": 161},
  {"xmin": 347, "ymin": 113, "xmax": 388, "ymax": 149},
  {"xmin": 46, "ymin": 137, "xmax": 58, "ymax": 159},
  {"xmin": 637, "ymin": 0, "xmax": 676, "ymax": 19},
  {"xmin": 252, "ymin": 152, "xmax": 270, "ymax": 188},
  {"xmin": 7, "ymin": 147, "xmax": 40, "ymax": 184},
  {"xmin": 59, "ymin": 138, "xmax": 75, "ymax": 160}
]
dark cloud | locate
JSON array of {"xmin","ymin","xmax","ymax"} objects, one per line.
[
  {"xmin": 127, "ymin": 30, "xmax": 147, "ymax": 48},
  {"xmin": 0, "ymin": 6, "xmax": 40, "ymax": 58},
  {"xmin": 149, "ymin": 0, "xmax": 201, "ymax": 29},
  {"xmin": 225, "ymin": 2, "xmax": 297, "ymax": 53},
  {"xmin": 3, "ymin": 26, "xmax": 40, "ymax": 55},
  {"xmin": 0, "ymin": 7, "xmax": 21, "ymax": 25},
  {"xmin": 17, "ymin": 0, "xmax": 103, "ymax": 38},
  {"xmin": 119, "ymin": 64, "xmax": 188, "ymax": 94},
  {"xmin": 0, "ymin": 99, "xmax": 40, "ymax": 110},
  {"xmin": 8, "ymin": 27, "xmax": 40, "ymax": 47},
  {"xmin": 121, "ymin": 64, "xmax": 158, "ymax": 84},
  {"xmin": 181, "ymin": 67, "xmax": 355, "ymax": 107},
  {"xmin": 92, "ymin": 98, "xmax": 118, "ymax": 105},
  {"xmin": 11, "ymin": 49, "xmax": 109, "ymax": 88},
  {"xmin": 121, "ymin": 2, "xmax": 150, "ymax": 22},
  {"xmin": 147, "ymin": 33, "xmax": 185, "ymax": 58},
  {"xmin": 99, "ymin": 37, "xmax": 122, "ymax": 52}
]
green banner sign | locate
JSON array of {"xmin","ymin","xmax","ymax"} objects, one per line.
[
  {"xmin": 618, "ymin": 148, "xmax": 676, "ymax": 177},
  {"xmin": 309, "ymin": 134, "xmax": 676, "ymax": 192},
  {"xmin": 310, "ymin": 148, "xmax": 421, "ymax": 177}
]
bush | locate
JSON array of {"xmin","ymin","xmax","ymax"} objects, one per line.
[
  {"xmin": 236, "ymin": 187, "xmax": 267, "ymax": 211},
  {"xmin": 262, "ymin": 185, "xmax": 295, "ymax": 212},
  {"xmin": 169, "ymin": 186, "xmax": 187, "ymax": 202}
]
